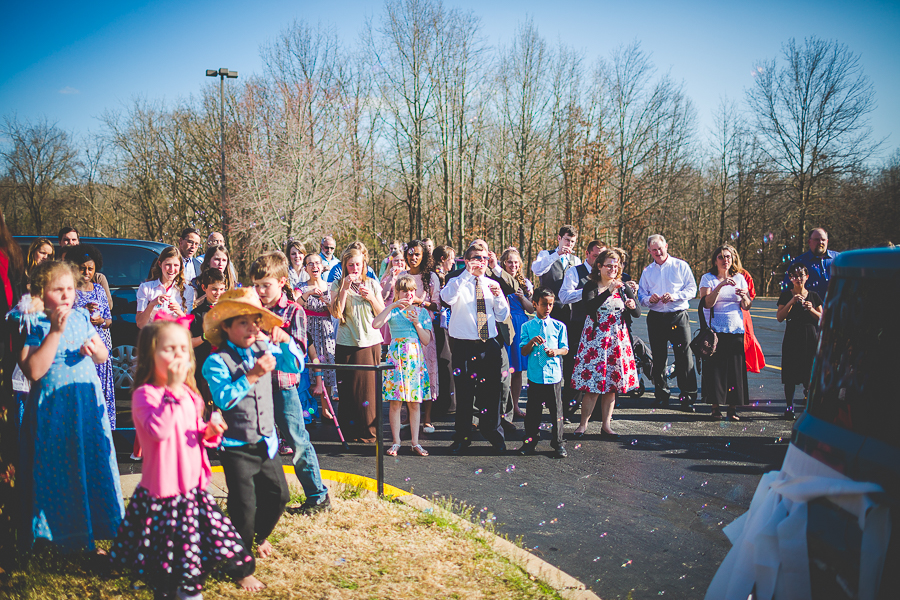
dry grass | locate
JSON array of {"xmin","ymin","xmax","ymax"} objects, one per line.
[{"xmin": 3, "ymin": 484, "xmax": 562, "ymax": 600}]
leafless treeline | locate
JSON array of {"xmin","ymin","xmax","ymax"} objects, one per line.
[{"xmin": 2, "ymin": 0, "xmax": 896, "ymax": 293}]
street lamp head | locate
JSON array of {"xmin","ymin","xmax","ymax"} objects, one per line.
[
  {"xmin": 205, "ymin": 69, "xmax": 217, "ymax": 77},
  {"xmin": 227, "ymin": 71, "xmax": 238, "ymax": 79},
  {"xmin": 218, "ymin": 67, "xmax": 229, "ymax": 75}
]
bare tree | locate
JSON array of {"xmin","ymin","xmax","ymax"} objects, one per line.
[
  {"xmin": 1, "ymin": 117, "xmax": 77, "ymax": 234},
  {"xmin": 747, "ymin": 37, "xmax": 880, "ymax": 253}
]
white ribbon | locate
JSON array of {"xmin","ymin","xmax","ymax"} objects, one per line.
[{"xmin": 705, "ymin": 444, "xmax": 891, "ymax": 600}]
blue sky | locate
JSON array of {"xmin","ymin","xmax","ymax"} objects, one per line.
[{"xmin": 2, "ymin": 0, "xmax": 898, "ymax": 159}]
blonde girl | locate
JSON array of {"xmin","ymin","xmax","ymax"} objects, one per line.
[
  {"xmin": 13, "ymin": 260, "xmax": 123, "ymax": 552},
  {"xmin": 372, "ymin": 275, "xmax": 432, "ymax": 457},
  {"xmin": 110, "ymin": 319, "xmax": 263, "ymax": 597}
]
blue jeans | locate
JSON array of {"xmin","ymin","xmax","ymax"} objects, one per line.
[{"xmin": 274, "ymin": 385, "xmax": 328, "ymax": 504}]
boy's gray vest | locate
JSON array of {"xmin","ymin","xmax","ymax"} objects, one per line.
[
  {"xmin": 539, "ymin": 256, "xmax": 575, "ymax": 322},
  {"xmin": 214, "ymin": 341, "xmax": 275, "ymax": 442},
  {"xmin": 568, "ymin": 263, "xmax": 593, "ymax": 332}
]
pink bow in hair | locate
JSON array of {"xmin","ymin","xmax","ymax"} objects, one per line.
[{"xmin": 152, "ymin": 312, "xmax": 195, "ymax": 328}]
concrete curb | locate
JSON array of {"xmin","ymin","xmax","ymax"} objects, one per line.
[{"xmin": 118, "ymin": 469, "xmax": 601, "ymax": 600}]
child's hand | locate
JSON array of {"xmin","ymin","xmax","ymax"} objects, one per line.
[
  {"xmin": 166, "ymin": 356, "xmax": 190, "ymax": 388},
  {"xmin": 80, "ymin": 335, "xmax": 98, "ymax": 357},
  {"xmin": 405, "ymin": 307, "xmax": 419, "ymax": 323},
  {"xmin": 395, "ymin": 299, "xmax": 412, "ymax": 311},
  {"xmin": 545, "ymin": 347, "xmax": 558, "ymax": 357},
  {"xmin": 320, "ymin": 399, "xmax": 333, "ymax": 420},
  {"xmin": 530, "ymin": 335, "xmax": 545, "ymax": 347},
  {"xmin": 49, "ymin": 306, "xmax": 71, "ymax": 333},
  {"xmin": 205, "ymin": 411, "xmax": 228, "ymax": 438},
  {"xmin": 270, "ymin": 327, "xmax": 290, "ymax": 345},
  {"xmin": 311, "ymin": 379, "xmax": 325, "ymax": 397},
  {"xmin": 250, "ymin": 353, "xmax": 277, "ymax": 377}
]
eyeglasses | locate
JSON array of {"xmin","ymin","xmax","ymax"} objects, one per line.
[
  {"xmin": 717, "ymin": 255, "xmax": 733, "ymax": 261},
  {"xmin": 322, "ymin": 246, "xmax": 335, "ymax": 251},
  {"xmin": 602, "ymin": 263, "xmax": 618, "ymax": 269},
  {"xmin": 467, "ymin": 255, "xmax": 488, "ymax": 263}
]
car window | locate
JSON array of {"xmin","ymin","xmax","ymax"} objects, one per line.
[
  {"xmin": 808, "ymin": 274, "xmax": 900, "ymax": 447},
  {"xmin": 94, "ymin": 244, "xmax": 159, "ymax": 287}
]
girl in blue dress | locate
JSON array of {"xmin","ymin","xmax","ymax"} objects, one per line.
[
  {"xmin": 12, "ymin": 260, "xmax": 123, "ymax": 553},
  {"xmin": 499, "ymin": 248, "xmax": 533, "ymax": 418}
]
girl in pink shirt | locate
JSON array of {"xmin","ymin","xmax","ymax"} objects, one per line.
[{"xmin": 110, "ymin": 319, "xmax": 264, "ymax": 599}]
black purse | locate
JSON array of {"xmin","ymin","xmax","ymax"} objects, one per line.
[{"xmin": 689, "ymin": 299, "xmax": 717, "ymax": 366}]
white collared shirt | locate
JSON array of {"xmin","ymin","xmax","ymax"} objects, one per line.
[
  {"xmin": 440, "ymin": 270, "xmax": 510, "ymax": 340},
  {"xmin": 558, "ymin": 261, "xmax": 592, "ymax": 304},
  {"xmin": 637, "ymin": 256, "xmax": 697, "ymax": 312},
  {"xmin": 530, "ymin": 248, "xmax": 582, "ymax": 277},
  {"xmin": 136, "ymin": 279, "xmax": 196, "ymax": 315}
]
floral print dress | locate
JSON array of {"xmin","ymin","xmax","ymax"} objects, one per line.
[
  {"xmin": 571, "ymin": 290, "xmax": 638, "ymax": 394},
  {"xmin": 75, "ymin": 283, "xmax": 116, "ymax": 428},
  {"xmin": 383, "ymin": 307, "xmax": 432, "ymax": 403}
]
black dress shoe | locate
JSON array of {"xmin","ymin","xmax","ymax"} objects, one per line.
[
  {"xmin": 554, "ymin": 446, "xmax": 568, "ymax": 459},
  {"xmin": 449, "ymin": 441, "xmax": 470, "ymax": 455},
  {"xmin": 491, "ymin": 442, "xmax": 507, "ymax": 455},
  {"xmin": 599, "ymin": 430, "xmax": 619, "ymax": 440},
  {"xmin": 518, "ymin": 442, "xmax": 537, "ymax": 456},
  {"xmin": 650, "ymin": 397, "xmax": 668, "ymax": 408}
]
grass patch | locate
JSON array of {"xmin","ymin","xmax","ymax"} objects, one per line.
[{"xmin": 4, "ymin": 490, "xmax": 563, "ymax": 599}]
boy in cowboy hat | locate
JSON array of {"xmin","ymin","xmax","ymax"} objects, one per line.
[{"xmin": 201, "ymin": 288, "xmax": 304, "ymax": 559}]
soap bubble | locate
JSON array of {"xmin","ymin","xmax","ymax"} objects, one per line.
[
  {"xmin": 662, "ymin": 423, "xmax": 672, "ymax": 431},
  {"xmin": 538, "ymin": 520, "xmax": 546, "ymax": 526},
  {"xmin": 453, "ymin": 368, "xmax": 461, "ymax": 376},
  {"xmin": 557, "ymin": 503, "xmax": 565, "ymax": 509},
  {"xmin": 474, "ymin": 469, "xmax": 483, "ymax": 475},
  {"xmin": 505, "ymin": 464, "xmax": 516, "ymax": 473},
  {"xmin": 600, "ymin": 532, "xmax": 608, "ymax": 537}
]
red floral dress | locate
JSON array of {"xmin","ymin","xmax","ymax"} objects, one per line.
[{"xmin": 571, "ymin": 291, "xmax": 638, "ymax": 394}]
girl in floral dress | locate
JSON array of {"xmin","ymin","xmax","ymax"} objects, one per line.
[
  {"xmin": 69, "ymin": 244, "xmax": 117, "ymax": 428},
  {"xmin": 571, "ymin": 248, "xmax": 641, "ymax": 439},
  {"xmin": 372, "ymin": 275, "xmax": 432, "ymax": 457}
]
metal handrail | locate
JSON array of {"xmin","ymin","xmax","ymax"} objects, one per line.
[{"xmin": 308, "ymin": 362, "xmax": 396, "ymax": 496}]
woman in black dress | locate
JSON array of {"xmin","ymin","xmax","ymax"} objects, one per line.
[{"xmin": 776, "ymin": 264, "xmax": 823, "ymax": 419}]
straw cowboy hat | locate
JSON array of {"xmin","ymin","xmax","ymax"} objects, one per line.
[{"xmin": 203, "ymin": 288, "xmax": 284, "ymax": 346}]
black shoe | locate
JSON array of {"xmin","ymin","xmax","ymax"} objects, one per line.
[
  {"xmin": 680, "ymin": 402, "xmax": 696, "ymax": 413},
  {"xmin": 650, "ymin": 397, "xmax": 668, "ymax": 408},
  {"xmin": 554, "ymin": 446, "xmax": 568, "ymax": 459},
  {"xmin": 288, "ymin": 493, "xmax": 331, "ymax": 516},
  {"xmin": 599, "ymin": 430, "xmax": 619, "ymax": 440},
  {"xmin": 491, "ymin": 442, "xmax": 507, "ymax": 455},
  {"xmin": 500, "ymin": 419, "xmax": 519, "ymax": 439},
  {"xmin": 518, "ymin": 442, "xmax": 537, "ymax": 456},
  {"xmin": 449, "ymin": 440, "xmax": 470, "ymax": 455},
  {"xmin": 783, "ymin": 408, "xmax": 795, "ymax": 421}
]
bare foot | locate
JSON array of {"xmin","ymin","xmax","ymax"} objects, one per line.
[
  {"xmin": 256, "ymin": 540, "xmax": 273, "ymax": 559},
  {"xmin": 237, "ymin": 575, "xmax": 266, "ymax": 592}
]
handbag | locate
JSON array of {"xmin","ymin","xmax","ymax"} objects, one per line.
[{"xmin": 690, "ymin": 299, "xmax": 718, "ymax": 364}]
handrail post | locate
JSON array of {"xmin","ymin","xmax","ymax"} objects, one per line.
[{"xmin": 376, "ymin": 366, "xmax": 385, "ymax": 497}]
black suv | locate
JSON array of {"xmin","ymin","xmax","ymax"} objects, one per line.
[
  {"xmin": 795, "ymin": 247, "xmax": 899, "ymax": 599},
  {"xmin": 15, "ymin": 236, "xmax": 169, "ymax": 426}
]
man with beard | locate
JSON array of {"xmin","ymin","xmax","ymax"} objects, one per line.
[{"xmin": 783, "ymin": 228, "xmax": 839, "ymax": 299}]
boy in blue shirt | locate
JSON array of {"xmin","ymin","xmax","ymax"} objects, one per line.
[{"xmin": 518, "ymin": 288, "xmax": 569, "ymax": 458}]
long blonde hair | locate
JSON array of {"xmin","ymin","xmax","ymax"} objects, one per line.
[
  {"xmin": 500, "ymin": 248, "xmax": 531, "ymax": 298},
  {"xmin": 335, "ymin": 248, "xmax": 365, "ymax": 324}
]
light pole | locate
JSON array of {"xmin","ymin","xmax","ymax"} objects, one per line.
[{"xmin": 206, "ymin": 68, "xmax": 238, "ymax": 231}]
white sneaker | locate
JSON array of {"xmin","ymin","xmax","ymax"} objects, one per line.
[
  {"xmin": 423, "ymin": 424, "xmax": 435, "ymax": 434},
  {"xmin": 129, "ymin": 453, "xmax": 142, "ymax": 462}
]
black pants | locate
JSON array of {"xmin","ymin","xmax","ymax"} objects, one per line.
[
  {"xmin": 524, "ymin": 381, "xmax": 564, "ymax": 447},
  {"xmin": 647, "ymin": 310, "xmax": 698, "ymax": 402},
  {"xmin": 219, "ymin": 441, "xmax": 290, "ymax": 551},
  {"xmin": 701, "ymin": 332, "xmax": 746, "ymax": 407},
  {"xmin": 449, "ymin": 337, "xmax": 504, "ymax": 446},
  {"xmin": 433, "ymin": 324, "xmax": 456, "ymax": 415},
  {"xmin": 562, "ymin": 314, "xmax": 585, "ymax": 415}
]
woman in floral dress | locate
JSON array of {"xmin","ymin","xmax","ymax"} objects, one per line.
[
  {"xmin": 69, "ymin": 245, "xmax": 117, "ymax": 428},
  {"xmin": 297, "ymin": 253, "xmax": 337, "ymax": 397},
  {"xmin": 571, "ymin": 248, "xmax": 640, "ymax": 439}
]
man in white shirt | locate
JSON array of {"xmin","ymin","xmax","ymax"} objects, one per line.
[
  {"xmin": 177, "ymin": 227, "xmax": 202, "ymax": 282},
  {"xmin": 441, "ymin": 241, "xmax": 511, "ymax": 455},
  {"xmin": 531, "ymin": 225, "xmax": 581, "ymax": 323},
  {"xmin": 637, "ymin": 234, "xmax": 699, "ymax": 411}
]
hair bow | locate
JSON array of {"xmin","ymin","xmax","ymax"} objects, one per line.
[{"xmin": 152, "ymin": 312, "xmax": 195, "ymax": 328}]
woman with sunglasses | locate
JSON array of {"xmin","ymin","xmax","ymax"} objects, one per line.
[{"xmin": 698, "ymin": 244, "xmax": 752, "ymax": 420}]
